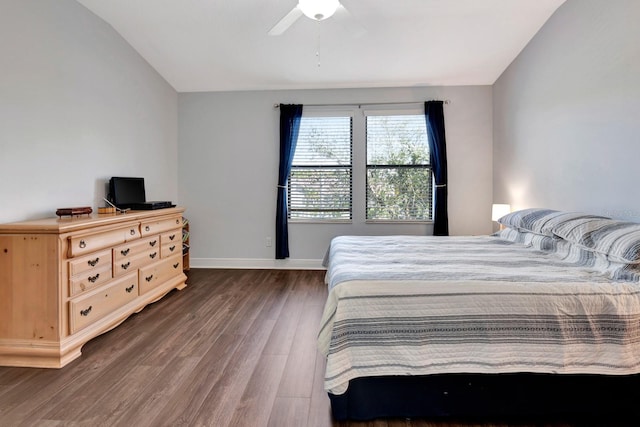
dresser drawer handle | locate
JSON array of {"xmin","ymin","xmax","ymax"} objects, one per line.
[
  {"xmin": 176, "ymin": 219, "xmax": 180, "ymax": 224},
  {"xmin": 150, "ymin": 240, "xmax": 157, "ymax": 247},
  {"xmin": 145, "ymin": 274, "xmax": 153, "ymax": 282},
  {"xmin": 169, "ymin": 234, "xmax": 176, "ymax": 241},
  {"xmin": 145, "ymin": 226, "xmax": 150, "ymax": 232},
  {"xmin": 169, "ymin": 245, "xmax": 176, "ymax": 252},
  {"xmin": 150, "ymin": 252, "xmax": 157, "ymax": 259},
  {"xmin": 88, "ymin": 273, "xmax": 100, "ymax": 283},
  {"xmin": 79, "ymin": 240, "xmax": 86, "ymax": 249},
  {"xmin": 130, "ymin": 229, "xmax": 136, "ymax": 236},
  {"xmin": 121, "ymin": 248, "xmax": 130, "ymax": 256},
  {"xmin": 173, "ymin": 262, "xmax": 180, "ymax": 269},
  {"xmin": 121, "ymin": 261, "xmax": 131, "ymax": 270},
  {"xmin": 80, "ymin": 306, "xmax": 92, "ymax": 316},
  {"xmin": 125, "ymin": 284, "xmax": 135, "ymax": 293},
  {"xmin": 87, "ymin": 257, "xmax": 99, "ymax": 267}
]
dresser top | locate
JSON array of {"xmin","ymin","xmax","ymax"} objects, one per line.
[{"xmin": 0, "ymin": 207, "xmax": 185, "ymax": 234}]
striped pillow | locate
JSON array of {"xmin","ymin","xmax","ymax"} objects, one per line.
[
  {"xmin": 495, "ymin": 228, "xmax": 562, "ymax": 252},
  {"xmin": 494, "ymin": 227, "xmax": 529, "ymax": 244},
  {"xmin": 536, "ymin": 211, "xmax": 610, "ymax": 236},
  {"xmin": 498, "ymin": 208, "xmax": 608, "ymax": 237},
  {"xmin": 552, "ymin": 218, "xmax": 640, "ymax": 264},
  {"xmin": 497, "ymin": 208, "xmax": 560, "ymax": 236}
]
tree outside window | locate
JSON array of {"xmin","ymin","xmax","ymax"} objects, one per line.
[{"xmin": 366, "ymin": 115, "xmax": 432, "ymax": 221}]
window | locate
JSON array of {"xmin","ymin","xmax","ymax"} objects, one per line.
[
  {"xmin": 366, "ymin": 114, "xmax": 432, "ymax": 221},
  {"xmin": 286, "ymin": 108, "xmax": 433, "ymax": 224},
  {"xmin": 288, "ymin": 114, "xmax": 352, "ymax": 221}
]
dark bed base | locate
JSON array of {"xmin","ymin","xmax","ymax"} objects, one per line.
[{"xmin": 329, "ymin": 373, "xmax": 640, "ymax": 422}]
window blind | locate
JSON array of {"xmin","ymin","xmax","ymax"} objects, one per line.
[{"xmin": 288, "ymin": 116, "xmax": 353, "ymax": 220}]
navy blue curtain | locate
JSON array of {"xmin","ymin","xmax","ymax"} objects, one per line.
[
  {"xmin": 424, "ymin": 101, "xmax": 449, "ymax": 236},
  {"xmin": 276, "ymin": 104, "xmax": 303, "ymax": 259}
]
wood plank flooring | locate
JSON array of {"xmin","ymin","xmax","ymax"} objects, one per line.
[{"xmin": 0, "ymin": 269, "xmax": 610, "ymax": 426}]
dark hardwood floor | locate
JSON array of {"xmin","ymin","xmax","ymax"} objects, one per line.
[{"xmin": 0, "ymin": 269, "xmax": 608, "ymax": 426}]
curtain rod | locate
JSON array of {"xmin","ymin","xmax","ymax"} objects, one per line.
[{"xmin": 273, "ymin": 100, "xmax": 450, "ymax": 109}]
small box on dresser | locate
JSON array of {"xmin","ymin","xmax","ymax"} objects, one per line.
[{"xmin": 0, "ymin": 207, "xmax": 187, "ymax": 368}]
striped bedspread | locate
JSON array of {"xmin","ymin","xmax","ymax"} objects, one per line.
[{"xmin": 318, "ymin": 235, "xmax": 640, "ymax": 395}]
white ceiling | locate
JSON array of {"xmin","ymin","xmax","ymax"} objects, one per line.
[{"xmin": 75, "ymin": 0, "xmax": 566, "ymax": 93}]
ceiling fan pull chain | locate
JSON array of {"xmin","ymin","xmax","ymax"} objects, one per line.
[{"xmin": 316, "ymin": 20, "xmax": 321, "ymax": 68}]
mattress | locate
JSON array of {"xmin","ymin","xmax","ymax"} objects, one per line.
[{"xmin": 318, "ymin": 235, "xmax": 640, "ymax": 395}]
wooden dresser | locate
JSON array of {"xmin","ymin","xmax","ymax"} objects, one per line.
[{"xmin": 0, "ymin": 207, "xmax": 187, "ymax": 368}]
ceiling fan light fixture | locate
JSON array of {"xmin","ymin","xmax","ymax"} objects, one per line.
[{"xmin": 299, "ymin": 0, "xmax": 340, "ymax": 21}]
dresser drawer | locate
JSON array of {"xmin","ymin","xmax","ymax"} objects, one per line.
[
  {"xmin": 113, "ymin": 247, "xmax": 160, "ymax": 277},
  {"xmin": 140, "ymin": 216, "xmax": 182, "ymax": 237},
  {"xmin": 113, "ymin": 235, "xmax": 160, "ymax": 262},
  {"xmin": 161, "ymin": 241, "xmax": 180, "ymax": 258},
  {"xmin": 69, "ymin": 272, "xmax": 138, "ymax": 333},
  {"xmin": 68, "ymin": 249, "xmax": 112, "ymax": 277},
  {"xmin": 69, "ymin": 225, "xmax": 141, "ymax": 257},
  {"xmin": 69, "ymin": 263, "xmax": 112, "ymax": 296},
  {"xmin": 138, "ymin": 254, "xmax": 183, "ymax": 295},
  {"xmin": 160, "ymin": 228, "xmax": 181, "ymax": 244}
]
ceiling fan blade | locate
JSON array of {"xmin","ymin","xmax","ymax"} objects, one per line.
[
  {"xmin": 268, "ymin": 6, "xmax": 304, "ymax": 36},
  {"xmin": 334, "ymin": 3, "xmax": 366, "ymax": 37}
]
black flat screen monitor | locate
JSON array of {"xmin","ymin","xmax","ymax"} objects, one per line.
[{"xmin": 109, "ymin": 177, "xmax": 146, "ymax": 207}]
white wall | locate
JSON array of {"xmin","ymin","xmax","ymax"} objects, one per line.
[
  {"xmin": 0, "ymin": 0, "xmax": 178, "ymax": 223},
  {"xmin": 493, "ymin": 0, "xmax": 640, "ymax": 221},
  {"xmin": 179, "ymin": 86, "xmax": 493, "ymax": 268}
]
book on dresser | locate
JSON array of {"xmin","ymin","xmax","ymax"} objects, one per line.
[{"xmin": 0, "ymin": 207, "xmax": 187, "ymax": 368}]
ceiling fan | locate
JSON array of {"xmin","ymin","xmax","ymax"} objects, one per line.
[{"xmin": 268, "ymin": 0, "xmax": 365, "ymax": 36}]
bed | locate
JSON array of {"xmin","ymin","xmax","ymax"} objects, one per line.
[{"xmin": 318, "ymin": 209, "xmax": 640, "ymax": 421}]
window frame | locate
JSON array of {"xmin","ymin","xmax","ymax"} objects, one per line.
[
  {"xmin": 287, "ymin": 109, "xmax": 354, "ymax": 223},
  {"xmin": 364, "ymin": 109, "xmax": 433, "ymax": 223}
]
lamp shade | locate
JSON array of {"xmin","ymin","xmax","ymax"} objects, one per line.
[
  {"xmin": 299, "ymin": 0, "xmax": 340, "ymax": 21},
  {"xmin": 491, "ymin": 204, "xmax": 511, "ymax": 222}
]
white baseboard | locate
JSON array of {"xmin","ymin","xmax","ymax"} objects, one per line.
[{"xmin": 190, "ymin": 257, "xmax": 325, "ymax": 270}]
